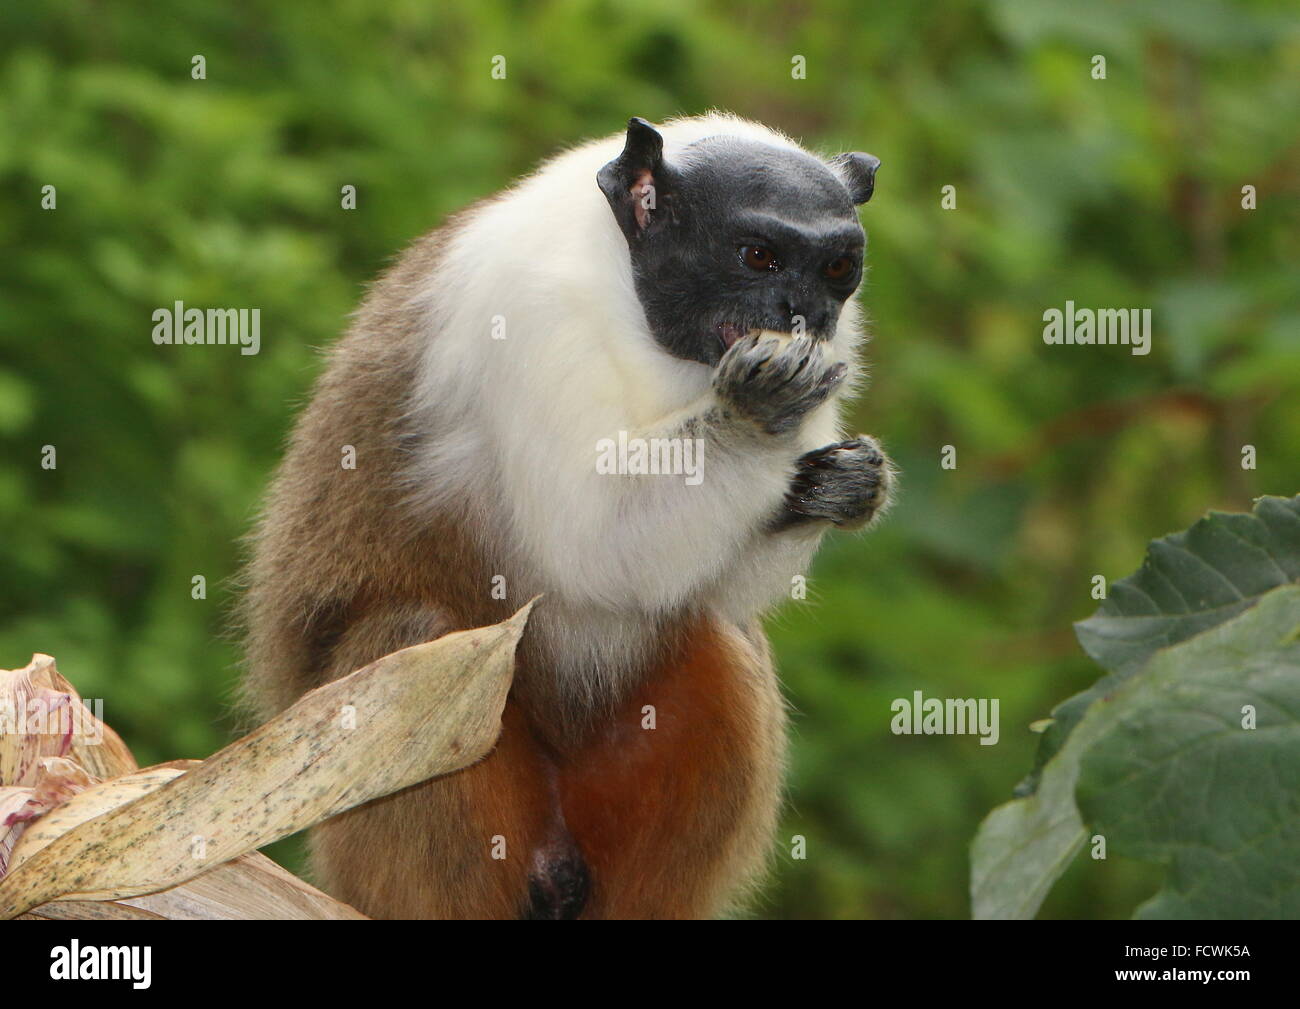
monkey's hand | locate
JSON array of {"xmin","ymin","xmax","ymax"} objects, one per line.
[
  {"xmin": 712, "ymin": 333, "xmax": 848, "ymax": 436},
  {"xmin": 770, "ymin": 435, "xmax": 892, "ymax": 532}
]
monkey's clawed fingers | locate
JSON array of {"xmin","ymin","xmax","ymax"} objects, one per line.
[
  {"xmin": 772, "ymin": 434, "xmax": 893, "ymax": 532},
  {"xmin": 712, "ymin": 334, "xmax": 848, "ymax": 436}
]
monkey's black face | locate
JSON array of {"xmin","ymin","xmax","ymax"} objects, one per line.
[{"xmin": 598, "ymin": 122, "xmax": 878, "ymax": 367}]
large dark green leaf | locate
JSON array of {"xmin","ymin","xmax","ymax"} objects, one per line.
[
  {"xmin": 973, "ymin": 584, "xmax": 1300, "ymax": 919},
  {"xmin": 1076, "ymin": 495, "xmax": 1300, "ymax": 674},
  {"xmin": 1077, "ymin": 586, "xmax": 1300, "ymax": 918},
  {"xmin": 1021, "ymin": 496, "xmax": 1300, "ymax": 795},
  {"xmin": 973, "ymin": 497, "xmax": 1300, "ymax": 919}
]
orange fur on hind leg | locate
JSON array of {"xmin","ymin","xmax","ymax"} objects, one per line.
[{"xmin": 559, "ymin": 618, "xmax": 786, "ymax": 919}]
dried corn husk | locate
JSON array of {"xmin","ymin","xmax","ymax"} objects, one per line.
[
  {"xmin": 0, "ymin": 653, "xmax": 136, "ymax": 783},
  {"xmin": 0, "ymin": 655, "xmax": 136, "ymax": 874},
  {"xmin": 0, "ymin": 600, "xmax": 533, "ymax": 919},
  {"xmin": 8, "ymin": 762, "xmax": 195, "ymax": 870},
  {"xmin": 22, "ymin": 852, "xmax": 366, "ymax": 920}
]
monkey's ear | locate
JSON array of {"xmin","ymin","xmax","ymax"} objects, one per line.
[
  {"xmin": 829, "ymin": 152, "xmax": 881, "ymax": 205},
  {"xmin": 598, "ymin": 117, "xmax": 672, "ymax": 240}
]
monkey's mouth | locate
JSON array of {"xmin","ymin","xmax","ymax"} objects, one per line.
[{"xmin": 717, "ymin": 323, "xmax": 748, "ymax": 350}]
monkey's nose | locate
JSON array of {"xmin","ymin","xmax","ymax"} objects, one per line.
[
  {"xmin": 779, "ymin": 302, "xmax": 830, "ymax": 338},
  {"xmin": 779, "ymin": 300, "xmax": 805, "ymax": 326}
]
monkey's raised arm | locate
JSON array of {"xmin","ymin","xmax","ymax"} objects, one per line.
[{"xmin": 546, "ymin": 331, "xmax": 885, "ymax": 615}]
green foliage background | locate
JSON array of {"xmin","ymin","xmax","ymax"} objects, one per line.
[{"xmin": 1, "ymin": 0, "xmax": 1296, "ymax": 918}]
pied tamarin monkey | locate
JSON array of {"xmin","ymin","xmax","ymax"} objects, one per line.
[{"xmin": 242, "ymin": 113, "xmax": 892, "ymax": 920}]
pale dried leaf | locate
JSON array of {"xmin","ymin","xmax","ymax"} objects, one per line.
[
  {"xmin": 1, "ymin": 756, "xmax": 97, "ymax": 875},
  {"xmin": 9, "ymin": 762, "xmax": 195, "ymax": 870},
  {"xmin": 0, "ymin": 602, "xmax": 532, "ymax": 918},
  {"xmin": 25, "ymin": 853, "xmax": 367, "ymax": 920},
  {"xmin": 0, "ymin": 655, "xmax": 136, "ymax": 785}
]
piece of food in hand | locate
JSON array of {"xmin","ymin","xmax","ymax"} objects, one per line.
[
  {"xmin": 752, "ymin": 328, "xmax": 806, "ymax": 351},
  {"xmin": 719, "ymin": 324, "xmax": 810, "ymax": 352}
]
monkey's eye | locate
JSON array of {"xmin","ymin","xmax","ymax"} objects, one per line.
[
  {"xmin": 740, "ymin": 245, "xmax": 779, "ymax": 272},
  {"xmin": 824, "ymin": 255, "xmax": 856, "ymax": 281}
]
